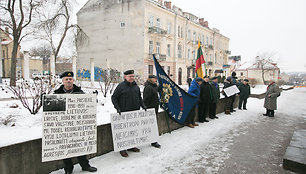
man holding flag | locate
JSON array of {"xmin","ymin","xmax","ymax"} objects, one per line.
[{"xmin": 195, "ymin": 40, "xmax": 207, "ymax": 78}]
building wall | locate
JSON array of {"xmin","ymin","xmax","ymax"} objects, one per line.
[
  {"xmin": 238, "ymin": 69, "xmax": 280, "ymax": 84},
  {"xmin": 77, "ymin": 0, "xmax": 145, "ymax": 76}
]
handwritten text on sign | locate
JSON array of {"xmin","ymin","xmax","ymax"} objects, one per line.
[
  {"xmin": 110, "ymin": 109, "xmax": 159, "ymax": 152},
  {"xmin": 42, "ymin": 94, "xmax": 97, "ymax": 162}
]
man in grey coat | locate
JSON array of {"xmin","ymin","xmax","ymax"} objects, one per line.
[{"xmin": 263, "ymin": 80, "xmax": 281, "ymax": 117}]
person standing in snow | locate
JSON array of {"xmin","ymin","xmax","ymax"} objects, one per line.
[
  {"xmin": 230, "ymin": 72, "xmax": 238, "ymax": 112},
  {"xmin": 54, "ymin": 72, "xmax": 97, "ymax": 174},
  {"xmin": 199, "ymin": 76, "xmax": 211, "ymax": 122},
  {"xmin": 222, "ymin": 76, "xmax": 233, "ymax": 115},
  {"xmin": 111, "ymin": 70, "xmax": 147, "ymax": 157},
  {"xmin": 209, "ymin": 77, "xmax": 220, "ymax": 119},
  {"xmin": 263, "ymin": 80, "xmax": 281, "ymax": 117},
  {"xmin": 143, "ymin": 75, "xmax": 161, "ymax": 148},
  {"xmin": 238, "ymin": 79, "xmax": 251, "ymax": 110},
  {"xmin": 186, "ymin": 77, "xmax": 203, "ymax": 128}
]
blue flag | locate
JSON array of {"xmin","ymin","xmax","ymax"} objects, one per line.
[{"xmin": 153, "ymin": 55, "xmax": 198, "ymax": 124}]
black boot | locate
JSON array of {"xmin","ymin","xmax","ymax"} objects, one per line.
[
  {"xmin": 269, "ymin": 110, "xmax": 274, "ymax": 117},
  {"xmin": 263, "ymin": 109, "xmax": 269, "ymax": 116}
]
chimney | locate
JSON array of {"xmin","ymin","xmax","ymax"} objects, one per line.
[
  {"xmin": 5, "ymin": 27, "xmax": 9, "ymax": 34},
  {"xmin": 203, "ymin": 21, "xmax": 209, "ymax": 28},
  {"xmin": 199, "ymin": 18, "xmax": 205, "ymax": 26},
  {"xmin": 158, "ymin": 0, "xmax": 163, "ymax": 6},
  {"xmin": 164, "ymin": 1, "xmax": 171, "ymax": 9}
]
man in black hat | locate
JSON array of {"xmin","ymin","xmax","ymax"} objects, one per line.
[
  {"xmin": 54, "ymin": 71, "xmax": 97, "ymax": 174},
  {"xmin": 209, "ymin": 77, "xmax": 220, "ymax": 119},
  {"xmin": 230, "ymin": 71, "xmax": 238, "ymax": 112},
  {"xmin": 199, "ymin": 75, "xmax": 210, "ymax": 123},
  {"xmin": 238, "ymin": 79, "xmax": 251, "ymax": 110},
  {"xmin": 111, "ymin": 70, "xmax": 147, "ymax": 157}
]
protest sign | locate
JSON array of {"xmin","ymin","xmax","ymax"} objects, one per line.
[
  {"xmin": 110, "ymin": 109, "xmax": 159, "ymax": 152},
  {"xmin": 223, "ymin": 85, "xmax": 240, "ymax": 97},
  {"xmin": 42, "ymin": 94, "xmax": 97, "ymax": 162}
]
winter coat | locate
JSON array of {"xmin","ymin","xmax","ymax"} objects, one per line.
[
  {"xmin": 264, "ymin": 83, "xmax": 281, "ymax": 110},
  {"xmin": 200, "ymin": 81, "xmax": 212, "ymax": 103},
  {"xmin": 222, "ymin": 79, "xmax": 233, "ymax": 98},
  {"xmin": 111, "ymin": 80, "xmax": 145, "ymax": 112},
  {"xmin": 209, "ymin": 81, "xmax": 220, "ymax": 103},
  {"xmin": 188, "ymin": 79, "xmax": 201, "ymax": 97},
  {"xmin": 54, "ymin": 84, "xmax": 84, "ymax": 94},
  {"xmin": 143, "ymin": 81, "xmax": 159, "ymax": 110},
  {"xmin": 238, "ymin": 83, "xmax": 251, "ymax": 100}
]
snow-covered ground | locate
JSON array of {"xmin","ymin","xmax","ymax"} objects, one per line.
[
  {"xmin": 48, "ymin": 87, "xmax": 306, "ymax": 174},
  {"xmin": 0, "ymin": 82, "xmax": 293, "ymax": 147}
]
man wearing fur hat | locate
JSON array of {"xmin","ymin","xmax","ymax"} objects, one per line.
[
  {"xmin": 111, "ymin": 70, "xmax": 147, "ymax": 157},
  {"xmin": 238, "ymin": 79, "xmax": 251, "ymax": 110}
]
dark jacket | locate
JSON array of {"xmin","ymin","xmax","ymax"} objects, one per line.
[
  {"xmin": 111, "ymin": 80, "xmax": 145, "ymax": 112},
  {"xmin": 209, "ymin": 81, "xmax": 220, "ymax": 103},
  {"xmin": 143, "ymin": 81, "xmax": 159, "ymax": 109},
  {"xmin": 188, "ymin": 79, "xmax": 201, "ymax": 97},
  {"xmin": 238, "ymin": 83, "xmax": 251, "ymax": 100},
  {"xmin": 200, "ymin": 81, "xmax": 212, "ymax": 103},
  {"xmin": 54, "ymin": 84, "xmax": 84, "ymax": 94}
]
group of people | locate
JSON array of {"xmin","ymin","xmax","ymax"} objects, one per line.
[{"xmin": 53, "ymin": 69, "xmax": 280, "ymax": 174}]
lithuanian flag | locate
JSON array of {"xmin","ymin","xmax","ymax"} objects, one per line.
[{"xmin": 195, "ymin": 40, "xmax": 206, "ymax": 78}]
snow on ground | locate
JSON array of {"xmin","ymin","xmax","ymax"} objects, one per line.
[{"xmin": 48, "ymin": 88, "xmax": 306, "ymax": 174}]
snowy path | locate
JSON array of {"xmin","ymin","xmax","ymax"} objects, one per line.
[{"xmin": 51, "ymin": 89, "xmax": 306, "ymax": 174}]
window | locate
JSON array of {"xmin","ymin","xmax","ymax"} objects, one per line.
[
  {"xmin": 167, "ymin": 44, "xmax": 171, "ymax": 56},
  {"xmin": 240, "ymin": 72, "xmax": 243, "ymax": 76},
  {"xmin": 167, "ymin": 22, "xmax": 171, "ymax": 34},
  {"xmin": 178, "ymin": 44, "xmax": 182, "ymax": 58},
  {"xmin": 149, "ymin": 41, "xmax": 153, "ymax": 54},
  {"xmin": 2, "ymin": 50, "xmax": 5, "ymax": 58},
  {"xmin": 193, "ymin": 50, "xmax": 196, "ymax": 60},
  {"xmin": 149, "ymin": 16, "xmax": 154, "ymax": 27},
  {"xmin": 193, "ymin": 32, "xmax": 196, "ymax": 42},
  {"xmin": 188, "ymin": 30, "xmax": 191, "ymax": 40},
  {"xmin": 156, "ymin": 18, "xmax": 161, "ymax": 33},
  {"xmin": 148, "ymin": 65, "xmax": 153, "ymax": 75},
  {"xmin": 120, "ymin": 22, "xmax": 126, "ymax": 28},
  {"xmin": 156, "ymin": 42, "xmax": 160, "ymax": 54},
  {"xmin": 178, "ymin": 26, "xmax": 180, "ymax": 37},
  {"xmin": 206, "ymin": 36, "xmax": 209, "ymax": 45},
  {"xmin": 181, "ymin": 27, "xmax": 183, "ymax": 38}
]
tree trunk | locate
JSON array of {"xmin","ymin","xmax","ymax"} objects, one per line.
[{"xmin": 10, "ymin": 40, "xmax": 19, "ymax": 86}]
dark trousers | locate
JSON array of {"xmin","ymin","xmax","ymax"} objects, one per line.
[
  {"xmin": 63, "ymin": 155, "xmax": 90, "ymax": 172},
  {"xmin": 238, "ymin": 98, "xmax": 248, "ymax": 109},
  {"xmin": 266, "ymin": 109, "xmax": 275, "ymax": 116},
  {"xmin": 224, "ymin": 97, "xmax": 231, "ymax": 112},
  {"xmin": 186, "ymin": 106, "xmax": 196, "ymax": 124},
  {"xmin": 209, "ymin": 103, "xmax": 217, "ymax": 118},
  {"xmin": 199, "ymin": 102, "xmax": 209, "ymax": 122},
  {"xmin": 230, "ymin": 95, "xmax": 236, "ymax": 111}
]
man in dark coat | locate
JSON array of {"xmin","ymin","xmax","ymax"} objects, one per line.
[
  {"xmin": 263, "ymin": 80, "xmax": 281, "ymax": 117},
  {"xmin": 111, "ymin": 70, "xmax": 147, "ymax": 157},
  {"xmin": 199, "ymin": 76, "xmax": 211, "ymax": 122},
  {"xmin": 238, "ymin": 79, "xmax": 251, "ymax": 110},
  {"xmin": 209, "ymin": 77, "xmax": 220, "ymax": 119},
  {"xmin": 54, "ymin": 72, "xmax": 97, "ymax": 174},
  {"xmin": 186, "ymin": 77, "xmax": 203, "ymax": 128},
  {"xmin": 187, "ymin": 77, "xmax": 192, "ymax": 87},
  {"xmin": 230, "ymin": 72, "xmax": 238, "ymax": 112},
  {"xmin": 222, "ymin": 76, "xmax": 233, "ymax": 115},
  {"xmin": 143, "ymin": 75, "xmax": 161, "ymax": 148}
]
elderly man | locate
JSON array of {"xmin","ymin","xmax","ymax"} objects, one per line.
[
  {"xmin": 111, "ymin": 70, "xmax": 147, "ymax": 157},
  {"xmin": 263, "ymin": 80, "xmax": 281, "ymax": 117},
  {"xmin": 54, "ymin": 72, "xmax": 97, "ymax": 174}
]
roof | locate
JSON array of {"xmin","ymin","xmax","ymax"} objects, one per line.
[
  {"xmin": 236, "ymin": 60, "xmax": 279, "ymax": 71},
  {"xmin": 1, "ymin": 40, "xmax": 12, "ymax": 45}
]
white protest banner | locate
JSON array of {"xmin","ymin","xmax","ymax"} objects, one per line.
[
  {"xmin": 223, "ymin": 85, "xmax": 240, "ymax": 97},
  {"xmin": 110, "ymin": 108, "xmax": 159, "ymax": 152},
  {"xmin": 42, "ymin": 94, "xmax": 97, "ymax": 162}
]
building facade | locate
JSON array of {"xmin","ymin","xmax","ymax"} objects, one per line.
[{"xmin": 77, "ymin": 0, "xmax": 230, "ymax": 84}]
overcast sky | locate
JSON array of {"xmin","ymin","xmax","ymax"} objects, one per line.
[{"xmin": 76, "ymin": 0, "xmax": 306, "ymax": 72}]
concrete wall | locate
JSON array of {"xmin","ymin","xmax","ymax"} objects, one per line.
[{"xmin": 0, "ymin": 96, "xmax": 238, "ymax": 174}]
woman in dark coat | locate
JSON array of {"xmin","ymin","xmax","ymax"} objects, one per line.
[
  {"xmin": 238, "ymin": 79, "xmax": 251, "ymax": 110},
  {"xmin": 143, "ymin": 75, "xmax": 161, "ymax": 148},
  {"xmin": 263, "ymin": 80, "xmax": 281, "ymax": 117}
]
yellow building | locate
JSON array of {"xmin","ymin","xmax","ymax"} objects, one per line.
[
  {"xmin": 0, "ymin": 27, "xmax": 21, "ymax": 78},
  {"xmin": 77, "ymin": 0, "xmax": 230, "ymax": 84}
]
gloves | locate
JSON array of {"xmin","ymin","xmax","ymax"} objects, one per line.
[{"xmin": 117, "ymin": 109, "xmax": 121, "ymax": 115}]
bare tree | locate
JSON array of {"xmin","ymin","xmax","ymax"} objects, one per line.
[
  {"xmin": 0, "ymin": 0, "xmax": 43, "ymax": 86},
  {"xmin": 37, "ymin": 0, "xmax": 88, "ymax": 61},
  {"xmin": 98, "ymin": 69, "xmax": 120, "ymax": 97},
  {"xmin": 30, "ymin": 44, "xmax": 52, "ymax": 64},
  {"xmin": 255, "ymin": 52, "xmax": 277, "ymax": 84}
]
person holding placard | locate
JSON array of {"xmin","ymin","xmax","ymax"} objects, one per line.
[
  {"xmin": 143, "ymin": 75, "xmax": 161, "ymax": 148},
  {"xmin": 54, "ymin": 71, "xmax": 97, "ymax": 174},
  {"xmin": 222, "ymin": 77, "xmax": 233, "ymax": 115},
  {"xmin": 111, "ymin": 70, "xmax": 147, "ymax": 157}
]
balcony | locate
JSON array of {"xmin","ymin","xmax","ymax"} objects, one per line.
[
  {"xmin": 148, "ymin": 26, "xmax": 167, "ymax": 35},
  {"xmin": 223, "ymin": 64, "xmax": 231, "ymax": 68},
  {"xmin": 208, "ymin": 45, "xmax": 214, "ymax": 49},
  {"xmin": 149, "ymin": 53, "xmax": 166, "ymax": 61},
  {"xmin": 225, "ymin": 50, "xmax": 231, "ymax": 55},
  {"xmin": 207, "ymin": 61, "xmax": 213, "ymax": 66}
]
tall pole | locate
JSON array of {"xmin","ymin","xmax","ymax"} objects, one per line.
[
  {"xmin": 0, "ymin": 37, "xmax": 3, "ymax": 83},
  {"xmin": 90, "ymin": 58, "xmax": 94, "ymax": 87}
]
